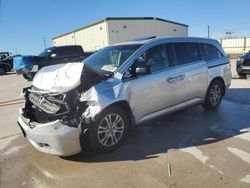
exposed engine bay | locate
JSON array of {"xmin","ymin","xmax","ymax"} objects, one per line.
[{"xmin": 22, "ymin": 63, "xmax": 104, "ymax": 127}]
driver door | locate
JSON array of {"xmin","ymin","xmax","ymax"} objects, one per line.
[{"xmin": 126, "ymin": 44, "xmax": 177, "ymax": 123}]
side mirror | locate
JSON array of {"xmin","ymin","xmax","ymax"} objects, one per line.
[
  {"xmin": 136, "ymin": 67, "xmax": 147, "ymax": 74},
  {"xmin": 135, "ymin": 65, "xmax": 151, "ymax": 75},
  {"xmin": 50, "ymin": 53, "xmax": 57, "ymax": 58}
]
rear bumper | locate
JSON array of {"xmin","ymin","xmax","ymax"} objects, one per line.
[
  {"xmin": 237, "ymin": 65, "xmax": 250, "ymax": 74},
  {"xmin": 17, "ymin": 108, "xmax": 81, "ymax": 156}
]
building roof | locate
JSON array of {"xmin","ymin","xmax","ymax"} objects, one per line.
[{"xmin": 52, "ymin": 17, "xmax": 189, "ymax": 40}]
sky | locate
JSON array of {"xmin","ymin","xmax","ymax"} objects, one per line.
[{"xmin": 0, "ymin": 0, "xmax": 250, "ymax": 55}]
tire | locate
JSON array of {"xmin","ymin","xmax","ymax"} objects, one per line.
[
  {"xmin": 0, "ymin": 68, "xmax": 6, "ymax": 75},
  {"xmin": 23, "ymin": 73, "xmax": 33, "ymax": 81},
  {"xmin": 87, "ymin": 107, "xmax": 129, "ymax": 152},
  {"xmin": 202, "ymin": 80, "xmax": 224, "ymax": 110}
]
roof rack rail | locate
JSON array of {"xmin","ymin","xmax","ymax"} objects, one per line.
[{"xmin": 128, "ymin": 36, "xmax": 156, "ymax": 42}]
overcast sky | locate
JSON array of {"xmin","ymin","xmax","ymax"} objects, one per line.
[{"xmin": 0, "ymin": 0, "xmax": 249, "ymax": 55}]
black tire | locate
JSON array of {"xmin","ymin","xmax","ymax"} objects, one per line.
[
  {"xmin": 87, "ymin": 107, "xmax": 129, "ymax": 152},
  {"xmin": 0, "ymin": 68, "xmax": 6, "ymax": 75},
  {"xmin": 238, "ymin": 73, "xmax": 246, "ymax": 79},
  {"xmin": 23, "ymin": 73, "xmax": 33, "ymax": 81},
  {"xmin": 202, "ymin": 80, "xmax": 224, "ymax": 110}
]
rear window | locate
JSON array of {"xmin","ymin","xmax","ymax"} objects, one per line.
[
  {"xmin": 53, "ymin": 46, "xmax": 84, "ymax": 58},
  {"xmin": 201, "ymin": 43, "xmax": 223, "ymax": 61},
  {"xmin": 173, "ymin": 42, "xmax": 201, "ymax": 65}
]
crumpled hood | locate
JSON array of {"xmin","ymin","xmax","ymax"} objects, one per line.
[{"xmin": 32, "ymin": 63, "xmax": 84, "ymax": 93}]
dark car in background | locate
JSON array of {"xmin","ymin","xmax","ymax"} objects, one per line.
[
  {"xmin": 36, "ymin": 45, "xmax": 85, "ymax": 69},
  {"xmin": 17, "ymin": 45, "xmax": 89, "ymax": 80},
  {"xmin": 236, "ymin": 52, "xmax": 250, "ymax": 78},
  {"xmin": 0, "ymin": 52, "xmax": 13, "ymax": 75}
]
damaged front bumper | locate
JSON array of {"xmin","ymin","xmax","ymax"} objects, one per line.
[
  {"xmin": 17, "ymin": 108, "xmax": 82, "ymax": 156},
  {"xmin": 17, "ymin": 63, "xmax": 105, "ymax": 156}
]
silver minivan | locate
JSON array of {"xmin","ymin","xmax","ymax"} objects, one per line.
[{"xmin": 17, "ymin": 37, "xmax": 232, "ymax": 156}]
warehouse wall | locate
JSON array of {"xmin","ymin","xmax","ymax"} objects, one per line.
[
  {"xmin": 107, "ymin": 20, "xmax": 188, "ymax": 44},
  {"xmin": 53, "ymin": 33, "xmax": 75, "ymax": 46},
  {"xmin": 220, "ymin": 37, "xmax": 250, "ymax": 54},
  {"xmin": 74, "ymin": 22, "xmax": 108, "ymax": 52},
  {"xmin": 53, "ymin": 22, "xmax": 108, "ymax": 52},
  {"xmin": 53, "ymin": 19, "xmax": 188, "ymax": 52}
]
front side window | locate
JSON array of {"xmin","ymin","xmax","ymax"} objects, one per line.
[
  {"xmin": 84, "ymin": 44, "xmax": 142, "ymax": 76},
  {"xmin": 201, "ymin": 43, "xmax": 223, "ymax": 61},
  {"xmin": 137, "ymin": 44, "xmax": 170, "ymax": 72},
  {"xmin": 173, "ymin": 42, "xmax": 201, "ymax": 65},
  {"xmin": 124, "ymin": 44, "xmax": 170, "ymax": 79}
]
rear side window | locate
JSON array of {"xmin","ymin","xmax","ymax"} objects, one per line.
[
  {"xmin": 201, "ymin": 43, "xmax": 223, "ymax": 61},
  {"xmin": 52, "ymin": 47, "xmax": 67, "ymax": 58},
  {"xmin": 70, "ymin": 46, "xmax": 84, "ymax": 55},
  {"xmin": 173, "ymin": 43, "xmax": 201, "ymax": 65}
]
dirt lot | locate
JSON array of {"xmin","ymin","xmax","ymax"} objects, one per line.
[{"xmin": 0, "ymin": 70, "xmax": 250, "ymax": 188}]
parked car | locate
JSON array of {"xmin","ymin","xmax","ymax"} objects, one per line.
[
  {"xmin": 14, "ymin": 45, "xmax": 87, "ymax": 80},
  {"xmin": 0, "ymin": 52, "xmax": 13, "ymax": 75},
  {"xmin": 36, "ymin": 45, "xmax": 85, "ymax": 68},
  {"xmin": 17, "ymin": 37, "xmax": 232, "ymax": 156},
  {"xmin": 236, "ymin": 52, "xmax": 250, "ymax": 78}
]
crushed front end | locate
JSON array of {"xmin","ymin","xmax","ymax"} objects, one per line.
[{"xmin": 17, "ymin": 63, "xmax": 103, "ymax": 156}]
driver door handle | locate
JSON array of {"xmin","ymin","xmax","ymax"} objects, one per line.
[
  {"xmin": 166, "ymin": 77, "xmax": 177, "ymax": 84},
  {"xmin": 178, "ymin": 75, "xmax": 185, "ymax": 81},
  {"xmin": 167, "ymin": 75, "xmax": 185, "ymax": 84}
]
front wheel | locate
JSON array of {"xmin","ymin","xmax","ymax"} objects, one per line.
[
  {"xmin": 87, "ymin": 107, "xmax": 129, "ymax": 151},
  {"xmin": 202, "ymin": 80, "xmax": 224, "ymax": 110},
  {"xmin": 23, "ymin": 73, "xmax": 34, "ymax": 81}
]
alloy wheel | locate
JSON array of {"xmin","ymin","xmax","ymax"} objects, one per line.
[
  {"xmin": 97, "ymin": 113, "xmax": 125, "ymax": 146},
  {"xmin": 209, "ymin": 84, "xmax": 222, "ymax": 106}
]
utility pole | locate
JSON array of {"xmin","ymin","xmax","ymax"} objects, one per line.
[
  {"xmin": 208, "ymin": 25, "xmax": 210, "ymax": 38},
  {"xmin": 43, "ymin": 37, "xmax": 47, "ymax": 49}
]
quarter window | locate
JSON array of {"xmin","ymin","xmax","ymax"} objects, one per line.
[
  {"xmin": 201, "ymin": 43, "xmax": 223, "ymax": 61},
  {"xmin": 173, "ymin": 43, "xmax": 201, "ymax": 65}
]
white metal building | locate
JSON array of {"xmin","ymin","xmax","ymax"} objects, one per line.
[
  {"xmin": 52, "ymin": 17, "xmax": 188, "ymax": 52},
  {"xmin": 219, "ymin": 37, "xmax": 250, "ymax": 54}
]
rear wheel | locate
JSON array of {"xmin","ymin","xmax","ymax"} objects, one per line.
[
  {"xmin": 87, "ymin": 107, "xmax": 129, "ymax": 151},
  {"xmin": 0, "ymin": 68, "xmax": 6, "ymax": 75},
  {"xmin": 202, "ymin": 80, "xmax": 224, "ymax": 110}
]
